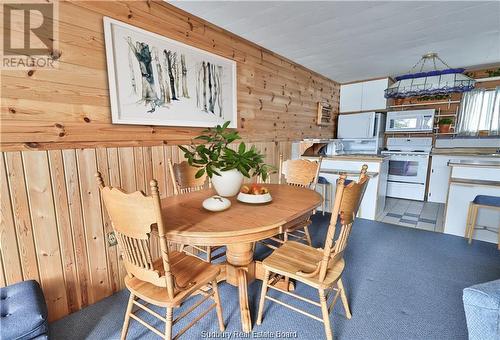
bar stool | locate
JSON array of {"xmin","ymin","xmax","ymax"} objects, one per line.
[{"xmin": 464, "ymin": 195, "xmax": 500, "ymax": 250}]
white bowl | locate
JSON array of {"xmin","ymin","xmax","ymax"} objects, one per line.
[
  {"xmin": 202, "ymin": 196, "xmax": 232, "ymax": 212},
  {"xmin": 237, "ymin": 192, "xmax": 272, "ymax": 204}
]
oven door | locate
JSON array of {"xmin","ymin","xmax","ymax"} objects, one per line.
[{"xmin": 386, "ymin": 154, "xmax": 429, "ymax": 184}]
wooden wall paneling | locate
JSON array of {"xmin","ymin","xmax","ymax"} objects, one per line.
[
  {"xmin": 0, "ymin": 142, "xmax": 294, "ymax": 319},
  {"xmin": 163, "ymin": 146, "xmax": 175, "ymax": 197},
  {"xmin": 142, "ymin": 146, "xmax": 154, "ymax": 195},
  {"xmin": 117, "ymin": 147, "xmax": 137, "ymax": 193},
  {"xmin": 95, "ymin": 148, "xmax": 120, "ymax": 294},
  {"xmin": 133, "ymin": 147, "xmax": 146, "ymax": 193},
  {"xmin": 47, "ymin": 150, "xmax": 82, "ymax": 313},
  {"xmin": 105, "ymin": 148, "xmax": 127, "ymax": 289},
  {"xmin": 3, "ymin": 152, "xmax": 40, "ymax": 282},
  {"xmin": 140, "ymin": 146, "xmax": 161, "ymax": 259},
  {"xmin": 1, "ymin": 1, "xmax": 338, "ymax": 150},
  {"xmin": 62, "ymin": 149, "xmax": 90, "ymax": 307},
  {"xmin": 22, "ymin": 151, "xmax": 69, "ymax": 321},
  {"xmin": 0, "ymin": 154, "xmax": 23, "ymax": 285},
  {"xmin": 76, "ymin": 149, "xmax": 110, "ymax": 302},
  {"xmin": 151, "ymin": 146, "xmax": 167, "ymax": 198},
  {"xmin": 0, "ymin": 255, "xmax": 5, "ymax": 287}
]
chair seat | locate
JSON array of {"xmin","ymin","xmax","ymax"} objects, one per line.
[
  {"xmin": 317, "ymin": 176, "xmax": 329, "ymax": 184},
  {"xmin": 0, "ymin": 280, "xmax": 49, "ymax": 340},
  {"xmin": 125, "ymin": 251, "xmax": 220, "ymax": 307},
  {"xmin": 262, "ymin": 241, "xmax": 344, "ymax": 288},
  {"xmin": 473, "ymin": 195, "xmax": 500, "ymax": 207}
]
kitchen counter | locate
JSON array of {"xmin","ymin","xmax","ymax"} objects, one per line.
[
  {"xmin": 448, "ymin": 160, "xmax": 500, "ymax": 168},
  {"xmin": 303, "ymin": 154, "xmax": 389, "ymax": 163},
  {"xmin": 319, "ymin": 168, "xmax": 379, "ymax": 178},
  {"xmin": 444, "ymin": 160, "xmax": 500, "ymax": 244},
  {"xmin": 432, "ymin": 148, "xmax": 500, "ymax": 157},
  {"xmin": 301, "ymin": 155, "xmax": 389, "ymax": 220}
]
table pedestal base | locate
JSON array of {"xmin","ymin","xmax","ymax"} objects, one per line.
[{"xmin": 226, "ymin": 243, "xmax": 255, "ymax": 333}]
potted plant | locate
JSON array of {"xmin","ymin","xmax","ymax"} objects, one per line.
[
  {"xmin": 179, "ymin": 121, "xmax": 275, "ymax": 197},
  {"xmin": 438, "ymin": 118, "xmax": 453, "ymax": 133}
]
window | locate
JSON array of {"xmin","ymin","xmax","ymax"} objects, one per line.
[{"xmin": 456, "ymin": 87, "xmax": 500, "ymax": 136}]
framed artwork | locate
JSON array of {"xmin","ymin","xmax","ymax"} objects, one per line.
[
  {"xmin": 103, "ymin": 17, "xmax": 237, "ymax": 128},
  {"xmin": 316, "ymin": 101, "xmax": 333, "ymax": 126}
]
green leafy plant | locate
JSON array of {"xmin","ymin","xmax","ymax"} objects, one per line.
[
  {"xmin": 438, "ymin": 118, "xmax": 453, "ymax": 125},
  {"xmin": 486, "ymin": 68, "xmax": 500, "ymax": 77},
  {"xmin": 416, "ymin": 94, "xmax": 450, "ymax": 102},
  {"xmin": 178, "ymin": 121, "xmax": 275, "ymax": 181}
]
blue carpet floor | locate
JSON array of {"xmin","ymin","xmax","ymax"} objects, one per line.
[{"xmin": 50, "ymin": 214, "xmax": 500, "ymax": 339}]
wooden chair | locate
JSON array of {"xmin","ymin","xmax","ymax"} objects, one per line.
[
  {"xmin": 95, "ymin": 173, "xmax": 224, "ymax": 340},
  {"xmin": 257, "ymin": 166, "xmax": 369, "ymax": 340},
  {"xmin": 464, "ymin": 195, "xmax": 500, "ymax": 250},
  {"xmin": 168, "ymin": 159, "xmax": 225, "ymax": 262},
  {"xmin": 260, "ymin": 155, "xmax": 322, "ymax": 249}
]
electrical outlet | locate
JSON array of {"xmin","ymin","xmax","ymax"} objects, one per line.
[{"xmin": 107, "ymin": 231, "xmax": 118, "ymax": 247}]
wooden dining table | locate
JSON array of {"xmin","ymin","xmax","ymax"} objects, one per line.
[{"xmin": 161, "ymin": 184, "xmax": 322, "ymax": 332}]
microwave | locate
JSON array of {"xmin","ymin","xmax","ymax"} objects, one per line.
[
  {"xmin": 337, "ymin": 112, "xmax": 385, "ymax": 139},
  {"xmin": 386, "ymin": 109, "xmax": 435, "ymax": 133}
]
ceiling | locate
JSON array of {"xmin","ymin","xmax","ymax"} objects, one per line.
[{"xmin": 170, "ymin": 1, "xmax": 500, "ymax": 83}]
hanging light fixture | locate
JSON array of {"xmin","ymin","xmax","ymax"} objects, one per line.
[{"xmin": 385, "ymin": 53, "xmax": 476, "ymax": 99}]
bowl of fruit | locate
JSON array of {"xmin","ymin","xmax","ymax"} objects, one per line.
[{"xmin": 237, "ymin": 184, "xmax": 272, "ymax": 204}]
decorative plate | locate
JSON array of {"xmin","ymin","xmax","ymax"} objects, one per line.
[
  {"xmin": 237, "ymin": 192, "xmax": 272, "ymax": 204},
  {"xmin": 202, "ymin": 196, "xmax": 231, "ymax": 212}
]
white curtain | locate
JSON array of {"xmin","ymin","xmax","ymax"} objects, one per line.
[{"xmin": 456, "ymin": 87, "xmax": 500, "ymax": 136}]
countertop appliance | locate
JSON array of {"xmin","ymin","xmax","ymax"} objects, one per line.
[
  {"xmin": 386, "ymin": 109, "xmax": 435, "ymax": 133},
  {"xmin": 337, "ymin": 112, "xmax": 385, "ymax": 153},
  {"xmin": 338, "ymin": 112, "xmax": 385, "ymax": 139},
  {"xmin": 381, "ymin": 137, "xmax": 433, "ymax": 201}
]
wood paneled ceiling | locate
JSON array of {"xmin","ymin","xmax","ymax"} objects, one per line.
[{"xmin": 171, "ymin": 1, "xmax": 500, "ymax": 83}]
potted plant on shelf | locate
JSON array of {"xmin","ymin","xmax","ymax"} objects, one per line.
[
  {"xmin": 179, "ymin": 121, "xmax": 275, "ymax": 197},
  {"xmin": 438, "ymin": 118, "xmax": 453, "ymax": 133}
]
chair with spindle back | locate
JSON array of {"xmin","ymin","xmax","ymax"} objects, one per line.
[
  {"xmin": 167, "ymin": 159, "xmax": 225, "ymax": 262},
  {"xmin": 95, "ymin": 173, "xmax": 224, "ymax": 340},
  {"xmin": 257, "ymin": 165, "xmax": 369, "ymax": 340},
  {"xmin": 260, "ymin": 155, "xmax": 322, "ymax": 249}
]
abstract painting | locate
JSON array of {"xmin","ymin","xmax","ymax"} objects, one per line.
[{"xmin": 103, "ymin": 17, "xmax": 237, "ymax": 128}]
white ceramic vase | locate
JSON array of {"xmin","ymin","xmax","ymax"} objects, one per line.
[{"xmin": 211, "ymin": 169, "xmax": 244, "ymax": 197}]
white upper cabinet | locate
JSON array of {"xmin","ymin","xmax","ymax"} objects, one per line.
[
  {"xmin": 340, "ymin": 78, "xmax": 390, "ymax": 113},
  {"xmin": 339, "ymin": 82, "xmax": 363, "ymax": 113},
  {"xmin": 361, "ymin": 78, "xmax": 389, "ymax": 111}
]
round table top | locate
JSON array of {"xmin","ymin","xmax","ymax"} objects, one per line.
[{"xmin": 162, "ymin": 184, "xmax": 322, "ymax": 245}]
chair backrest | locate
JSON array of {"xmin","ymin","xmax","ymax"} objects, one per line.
[
  {"xmin": 318, "ymin": 165, "xmax": 369, "ymax": 282},
  {"xmin": 168, "ymin": 159, "xmax": 208, "ymax": 195},
  {"xmin": 95, "ymin": 173, "xmax": 175, "ymax": 299},
  {"xmin": 278, "ymin": 154, "xmax": 322, "ymax": 190}
]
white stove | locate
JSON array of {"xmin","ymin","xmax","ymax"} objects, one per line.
[{"xmin": 382, "ymin": 138, "xmax": 433, "ymax": 201}]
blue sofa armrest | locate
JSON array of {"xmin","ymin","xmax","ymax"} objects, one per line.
[
  {"xmin": 463, "ymin": 279, "xmax": 500, "ymax": 340},
  {"xmin": 0, "ymin": 280, "xmax": 49, "ymax": 340}
]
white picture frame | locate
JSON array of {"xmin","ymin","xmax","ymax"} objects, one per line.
[{"xmin": 103, "ymin": 17, "xmax": 237, "ymax": 128}]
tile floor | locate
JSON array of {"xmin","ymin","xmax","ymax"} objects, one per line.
[{"xmin": 378, "ymin": 197, "xmax": 445, "ymax": 232}]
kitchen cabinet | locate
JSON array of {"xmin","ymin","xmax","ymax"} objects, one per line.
[
  {"xmin": 339, "ymin": 82, "xmax": 363, "ymax": 113},
  {"xmin": 361, "ymin": 78, "xmax": 389, "ymax": 112},
  {"xmin": 428, "ymin": 155, "xmax": 499, "ymax": 203},
  {"xmin": 302, "ymin": 157, "xmax": 389, "ymax": 220},
  {"xmin": 444, "ymin": 162, "xmax": 500, "ymax": 244},
  {"xmin": 340, "ymin": 78, "xmax": 390, "ymax": 113}
]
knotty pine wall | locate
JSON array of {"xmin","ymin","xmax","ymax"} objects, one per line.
[
  {"xmin": 1, "ymin": 1, "xmax": 339, "ymax": 150},
  {"xmin": 0, "ymin": 1, "xmax": 338, "ymax": 321}
]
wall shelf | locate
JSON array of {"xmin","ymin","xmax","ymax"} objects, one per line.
[{"xmin": 388, "ymin": 100, "xmax": 460, "ymax": 109}]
